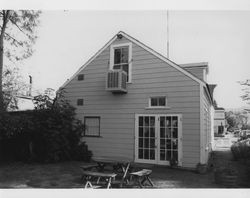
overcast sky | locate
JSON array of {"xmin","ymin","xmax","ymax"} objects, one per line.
[{"xmin": 20, "ymin": 10, "xmax": 250, "ymax": 109}]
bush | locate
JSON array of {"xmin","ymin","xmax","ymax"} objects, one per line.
[
  {"xmin": 0, "ymin": 89, "xmax": 92, "ymax": 163},
  {"xmin": 231, "ymin": 139, "xmax": 250, "ymax": 160}
]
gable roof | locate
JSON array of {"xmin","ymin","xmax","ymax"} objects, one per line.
[{"xmin": 61, "ymin": 31, "xmax": 208, "ymax": 88}]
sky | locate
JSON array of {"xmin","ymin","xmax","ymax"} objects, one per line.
[{"xmin": 19, "ymin": 10, "xmax": 250, "ymax": 109}]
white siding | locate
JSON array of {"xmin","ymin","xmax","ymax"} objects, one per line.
[
  {"xmin": 64, "ymin": 36, "xmax": 201, "ymax": 168},
  {"xmin": 201, "ymin": 87, "xmax": 212, "ymax": 164}
]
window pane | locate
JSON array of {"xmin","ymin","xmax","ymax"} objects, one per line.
[
  {"xmin": 160, "ymin": 139, "xmax": 165, "ymax": 149},
  {"xmin": 122, "ymin": 64, "xmax": 129, "ymax": 82},
  {"xmin": 160, "ymin": 117, "xmax": 165, "ymax": 127},
  {"xmin": 166, "ymin": 139, "xmax": 171, "ymax": 149},
  {"xmin": 114, "ymin": 49, "xmax": 121, "ymax": 64},
  {"xmin": 144, "ymin": 127, "xmax": 149, "ymax": 137},
  {"xmin": 139, "ymin": 149, "xmax": 143, "ymax": 159},
  {"xmin": 166, "ymin": 117, "xmax": 171, "ymax": 127},
  {"xmin": 150, "ymin": 117, "xmax": 155, "ymax": 126},
  {"xmin": 121, "ymin": 47, "xmax": 128, "ymax": 63},
  {"xmin": 172, "ymin": 116, "xmax": 178, "ymax": 127},
  {"xmin": 144, "ymin": 149, "xmax": 149, "ymax": 159},
  {"xmin": 166, "ymin": 150, "xmax": 171, "ymax": 160},
  {"xmin": 150, "ymin": 138, "xmax": 155, "ymax": 148},
  {"xmin": 85, "ymin": 117, "xmax": 100, "ymax": 136},
  {"xmin": 150, "ymin": 127, "xmax": 155, "ymax": 137},
  {"xmin": 151, "ymin": 98, "xmax": 157, "ymax": 106},
  {"xmin": 150, "ymin": 149, "xmax": 155, "ymax": 160},
  {"xmin": 144, "ymin": 117, "xmax": 149, "ymax": 126},
  {"xmin": 160, "ymin": 128, "xmax": 165, "ymax": 138},
  {"xmin": 160, "ymin": 150, "xmax": 165, "ymax": 160},
  {"xmin": 172, "ymin": 139, "xmax": 178, "ymax": 149},
  {"xmin": 139, "ymin": 138, "xmax": 143, "ymax": 148},
  {"xmin": 172, "ymin": 128, "xmax": 178, "ymax": 138},
  {"xmin": 159, "ymin": 97, "xmax": 166, "ymax": 106},
  {"xmin": 144, "ymin": 138, "xmax": 149, "ymax": 148},
  {"xmin": 166, "ymin": 128, "xmax": 171, "ymax": 138},
  {"xmin": 139, "ymin": 127, "xmax": 143, "ymax": 137},
  {"xmin": 113, "ymin": 65, "xmax": 121, "ymax": 70},
  {"xmin": 139, "ymin": 117, "xmax": 143, "ymax": 126}
]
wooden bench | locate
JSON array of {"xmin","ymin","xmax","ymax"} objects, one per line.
[
  {"xmin": 81, "ymin": 170, "xmax": 117, "ymax": 189},
  {"xmin": 80, "ymin": 164, "xmax": 99, "ymax": 181},
  {"xmin": 130, "ymin": 169, "xmax": 154, "ymax": 188}
]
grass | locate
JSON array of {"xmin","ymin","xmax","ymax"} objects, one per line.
[
  {"xmin": 0, "ymin": 160, "xmax": 220, "ymax": 189},
  {"xmin": 1, "ymin": 136, "xmax": 249, "ymax": 188}
]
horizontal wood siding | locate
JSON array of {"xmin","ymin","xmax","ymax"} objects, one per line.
[
  {"xmin": 202, "ymin": 87, "xmax": 212, "ymax": 163},
  {"xmin": 64, "ymin": 36, "xmax": 201, "ymax": 168},
  {"xmin": 185, "ymin": 68, "xmax": 204, "ymax": 81}
]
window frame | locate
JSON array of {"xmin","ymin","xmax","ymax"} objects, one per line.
[
  {"xmin": 147, "ymin": 96, "xmax": 170, "ymax": 109},
  {"xmin": 84, "ymin": 116, "xmax": 101, "ymax": 137},
  {"xmin": 110, "ymin": 42, "xmax": 132, "ymax": 83},
  {"xmin": 77, "ymin": 98, "xmax": 84, "ymax": 106}
]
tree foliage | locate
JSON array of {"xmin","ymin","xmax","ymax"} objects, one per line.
[
  {"xmin": 3, "ymin": 67, "xmax": 27, "ymax": 110},
  {"xmin": 0, "ymin": 10, "xmax": 41, "ymax": 113},
  {"xmin": 0, "ymin": 89, "xmax": 92, "ymax": 163},
  {"xmin": 239, "ymin": 79, "xmax": 250, "ymax": 105},
  {"xmin": 225, "ymin": 111, "xmax": 249, "ymax": 130}
]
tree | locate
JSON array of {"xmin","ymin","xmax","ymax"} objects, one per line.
[
  {"xmin": 3, "ymin": 66, "xmax": 27, "ymax": 110},
  {"xmin": 225, "ymin": 111, "xmax": 237, "ymax": 129},
  {"xmin": 239, "ymin": 79, "xmax": 250, "ymax": 105},
  {"xmin": 0, "ymin": 10, "xmax": 41, "ymax": 113}
]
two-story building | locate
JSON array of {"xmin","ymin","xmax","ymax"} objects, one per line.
[{"xmin": 61, "ymin": 31, "xmax": 215, "ymax": 169}]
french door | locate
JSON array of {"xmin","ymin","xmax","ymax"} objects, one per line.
[{"xmin": 135, "ymin": 114, "xmax": 182, "ymax": 166}]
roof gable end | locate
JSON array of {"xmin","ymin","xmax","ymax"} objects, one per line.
[{"xmin": 61, "ymin": 31, "xmax": 205, "ymax": 88}]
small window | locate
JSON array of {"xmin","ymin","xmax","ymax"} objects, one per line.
[
  {"xmin": 84, "ymin": 117, "xmax": 100, "ymax": 137},
  {"xmin": 77, "ymin": 99, "xmax": 84, "ymax": 106},
  {"xmin": 78, "ymin": 74, "xmax": 84, "ymax": 81},
  {"xmin": 150, "ymin": 96, "xmax": 167, "ymax": 107}
]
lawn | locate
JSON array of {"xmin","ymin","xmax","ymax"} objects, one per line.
[
  {"xmin": 1, "ymin": 136, "xmax": 249, "ymax": 189},
  {"xmin": 0, "ymin": 160, "xmax": 219, "ymax": 188}
]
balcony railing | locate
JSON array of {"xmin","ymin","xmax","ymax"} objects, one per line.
[{"xmin": 106, "ymin": 70, "xmax": 127, "ymax": 93}]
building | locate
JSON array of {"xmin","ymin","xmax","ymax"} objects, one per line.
[
  {"xmin": 214, "ymin": 107, "xmax": 226, "ymax": 134},
  {"xmin": 61, "ymin": 31, "xmax": 215, "ymax": 169}
]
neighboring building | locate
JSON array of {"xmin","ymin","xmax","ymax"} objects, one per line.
[
  {"xmin": 61, "ymin": 31, "xmax": 215, "ymax": 169},
  {"xmin": 214, "ymin": 107, "xmax": 226, "ymax": 134}
]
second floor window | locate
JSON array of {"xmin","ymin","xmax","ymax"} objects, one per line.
[
  {"xmin": 114, "ymin": 47, "xmax": 129, "ymax": 78},
  {"xmin": 110, "ymin": 43, "xmax": 132, "ymax": 82}
]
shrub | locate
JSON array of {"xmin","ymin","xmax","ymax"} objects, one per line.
[
  {"xmin": 0, "ymin": 89, "xmax": 92, "ymax": 163},
  {"xmin": 231, "ymin": 139, "xmax": 250, "ymax": 160}
]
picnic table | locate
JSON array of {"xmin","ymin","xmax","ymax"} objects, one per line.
[
  {"xmin": 92, "ymin": 156, "xmax": 132, "ymax": 187},
  {"xmin": 80, "ymin": 156, "xmax": 154, "ymax": 188},
  {"xmin": 81, "ymin": 170, "xmax": 117, "ymax": 189}
]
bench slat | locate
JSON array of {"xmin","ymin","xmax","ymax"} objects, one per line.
[
  {"xmin": 130, "ymin": 169, "xmax": 152, "ymax": 177},
  {"xmin": 82, "ymin": 170, "xmax": 117, "ymax": 178}
]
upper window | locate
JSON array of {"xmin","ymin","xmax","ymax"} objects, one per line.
[
  {"xmin": 110, "ymin": 43, "xmax": 132, "ymax": 82},
  {"xmin": 149, "ymin": 96, "xmax": 167, "ymax": 107},
  {"xmin": 84, "ymin": 117, "xmax": 100, "ymax": 137}
]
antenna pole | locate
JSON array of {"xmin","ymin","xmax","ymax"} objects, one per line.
[{"xmin": 167, "ymin": 10, "xmax": 170, "ymax": 59}]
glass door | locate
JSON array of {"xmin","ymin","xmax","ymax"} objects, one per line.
[
  {"xmin": 136, "ymin": 115, "xmax": 157, "ymax": 163},
  {"xmin": 135, "ymin": 114, "xmax": 182, "ymax": 166},
  {"xmin": 158, "ymin": 116, "xmax": 179, "ymax": 165}
]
